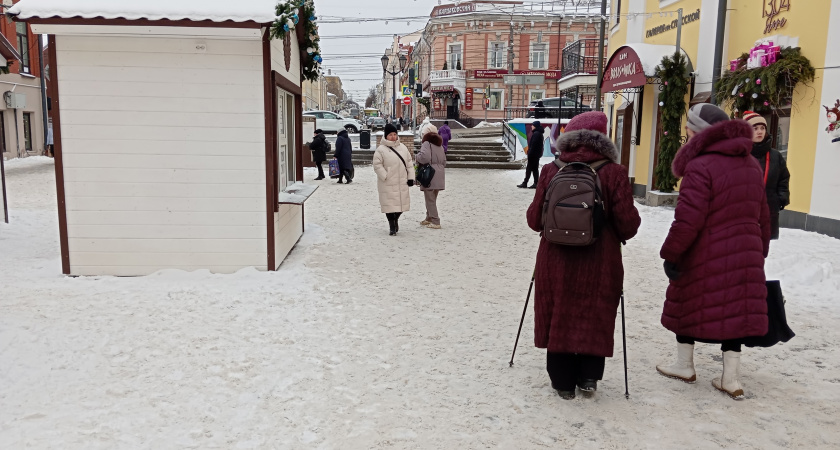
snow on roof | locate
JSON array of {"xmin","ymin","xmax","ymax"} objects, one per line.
[
  {"xmin": 619, "ymin": 43, "xmax": 694, "ymax": 77},
  {"xmin": 8, "ymin": 0, "xmax": 283, "ymax": 23}
]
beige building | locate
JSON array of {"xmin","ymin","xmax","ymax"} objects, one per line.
[{"xmin": 302, "ymin": 73, "xmax": 328, "ymax": 111}]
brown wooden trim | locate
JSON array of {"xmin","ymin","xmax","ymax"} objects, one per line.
[
  {"xmin": 295, "ymin": 93, "xmax": 304, "ymax": 182},
  {"xmin": 274, "ymin": 71, "xmax": 302, "ymax": 96},
  {"xmin": 262, "ymin": 30, "xmax": 276, "ymax": 271},
  {"xmin": 0, "ymin": 149, "xmax": 8, "ymax": 224},
  {"xmin": 47, "ymin": 35, "xmax": 70, "ymax": 274},
  {"xmin": 22, "ymin": 17, "xmax": 265, "ymax": 28}
]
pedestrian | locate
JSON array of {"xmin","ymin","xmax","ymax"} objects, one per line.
[
  {"xmin": 417, "ymin": 124, "xmax": 446, "ymax": 229},
  {"xmin": 399, "ymin": 116, "xmax": 405, "ymax": 131},
  {"xmin": 309, "ymin": 128, "xmax": 328, "ymax": 180},
  {"xmin": 438, "ymin": 120, "xmax": 452, "ymax": 153},
  {"xmin": 526, "ymin": 111, "xmax": 642, "ymax": 400},
  {"xmin": 518, "ymin": 121, "xmax": 544, "ymax": 188},
  {"xmin": 744, "ymin": 111, "xmax": 791, "ymax": 240},
  {"xmin": 656, "ymin": 104, "xmax": 772, "ymax": 400},
  {"xmin": 373, "ymin": 123, "xmax": 415, "ymax": 235},
  {"xmin": 534, "ymin": 100, "xmax": 547, "ymax": 119},
  {"xmin": 334, "ymin": 129, "xmax": 354, "ymax": 184}
]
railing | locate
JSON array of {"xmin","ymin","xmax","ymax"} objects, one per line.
[
  {"xmin": 561, "ymin": 39, "xmax": 606, "ymax": 78},
  {"xmin": 430, "ymin": 70, "xmax": 467, "ymax": 81},
  {"xmin": 503, "ymin": 122, "xmax": 518, "ymax": 160},
  {"xmin": 429, "ymin": 110, "xmax": 482, "ymax": 128},
  {"xmin": 504, "ymin": 106, "xmax": 590, "ymax": 121}
]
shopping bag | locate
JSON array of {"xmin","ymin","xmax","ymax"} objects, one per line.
[
  {"xmin": 329, "ymin": 159, "xmax": 340, "ymax": 178},
  {"xmin": 743, "ymin": 280, "xmax": 796, "ymax": 348}
]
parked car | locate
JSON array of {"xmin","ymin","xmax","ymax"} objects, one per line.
[
  {"xmin": 303, "ymin": 110, "xmax": 361, "ymax": 133},
  {"xmin": 527, "ymin": 97, "xmax": 591, "ymax": 119},
  {"xmin": 369, "ymin": 118, "xmax": 387, "ymax": 130}
]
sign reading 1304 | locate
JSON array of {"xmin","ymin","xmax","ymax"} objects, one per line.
[{"xmin": 763, "ymin": 0, "xmax": 791, "ymax": 34}]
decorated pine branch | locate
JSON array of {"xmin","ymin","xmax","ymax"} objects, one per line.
[
  {"xmin": 270, "ymin": 0, "xmax": 322, "ymax": 82},
  {"xmin": 715, "ymin": 47, "xmax": 815, "ymax": 115},
  {"xmin": 654, "ymin": 51, "xmax": 689, "ymax": 193}
]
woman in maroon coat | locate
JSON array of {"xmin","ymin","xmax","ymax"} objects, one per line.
[
  {"xmin": 526, "ymin": 112, "xmax": 641, "ymax": 399},
  {"xmin": 656, "ymin": 104, "xmax": 771, "ymax": 400}
]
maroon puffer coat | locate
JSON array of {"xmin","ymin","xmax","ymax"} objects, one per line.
[
  {"xmin": 660, "ymin": 120, "xmax": 771, "ymax": 341},
  {"xmin": 527, "ymin": 130, "xmax": 641, "ymax": 357}
]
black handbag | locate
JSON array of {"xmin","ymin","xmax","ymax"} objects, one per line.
[
  {"xmin": 416, "ymin": 163, "xmax": 436, "ymax": 188},
  {"xmin": 743, "ymin": 280, "xmax": 795, "ymax": 348}
]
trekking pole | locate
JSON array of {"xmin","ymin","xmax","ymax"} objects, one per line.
[
  {"xmin": 621, "ymin": 292, "xmax": 630, "ymax": 399},
  {"xmin": 509, "ymin": 271, "xmax": 535, "ymax": 367}
]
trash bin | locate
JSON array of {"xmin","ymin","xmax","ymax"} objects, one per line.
[{"xmin": 360, "ymin": 129, "xmax": 371, "ymax": 149}]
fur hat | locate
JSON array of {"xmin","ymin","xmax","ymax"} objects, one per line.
[
  {"xmin": 420, "ymin": 123, "xmax": 438, "ymax": 136},
  {"xmin": 384, "ymin": 123, "xmax": 399, "ymax": 136},
  {"xmin": 686, "ymin": 103, "xmax": 730, "ymax": 133},
  {"xmin": 565, "ymin": 111, "xmax": 608, "ymax": 135},
  {"xmin": 743, "ymin": 111, "xmax": 767, "ymax": 128}
]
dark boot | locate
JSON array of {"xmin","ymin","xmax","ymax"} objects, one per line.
[
  {"xmin": 517, "ymin": 182, "xmax": 528, "ymax": 188},
  {"xmin": 577, "ymin": 379, "xmax": 597, "ymax": 393},
  {"xmin": 387, "ymin": 214, "xmax": 396, "ymax": 236},
  {"xmin": 394, "ymin": 212, "xmax": 401, "ymax": 233}
]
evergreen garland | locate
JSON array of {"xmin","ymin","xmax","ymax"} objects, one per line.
[
  {"xmin": 270, "ymin": 0, "xmax": 322, "ymax": 82},
  {"xmin": 715, "ymin": 47, "xmax": 815, "ymax": 115},
  {"xmin": 417, "ymin": 97, "xmax": 431, "ymax": 115},
  {"xmin": 654, "ymin": 51, "xmax": 689, "ymax": 193}
]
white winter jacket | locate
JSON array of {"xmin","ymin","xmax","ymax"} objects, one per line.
[{"xmin": 373, "ymin": 138, "xmax": 415, "ymax": 213}]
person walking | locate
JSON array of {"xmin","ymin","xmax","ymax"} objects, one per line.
[
  {"xmin": 656, "ymin": 104, "xmax": 771, "ymax": 400},
  {"xmin": 438, "ymin": 121, "xmax": 452, "ymax": 153},
  {"xmin": 398, "ymin": 116, "xmax": 406, "ymax": 131},
  {"xmin": 373, "ymin": 124, "xmax": 415, "ymax": 235},
  {"xmin": 534, "ymin": 100, "xmax": 547, "ymax": 119},
  {"xmin": 417, "ymin": 124, "xmax": 446, "ymax": 229},
  {"xmin": 309, "ymin": 128, "xmax": 328, "ymax": 180},
  {"xmin": 744, "ymin": 111, "xmax": 791, "ymax": 240},
  {"xmin": 518, "ymin": 121, "xmax": 545, "ymax": 188},
  {"xmin": 334, "ymin": 129, "xmax": 354, "ymax": 184},
  {"xmin": 526, "ymin": 112, "xmax": 642, "ymax": 400}
]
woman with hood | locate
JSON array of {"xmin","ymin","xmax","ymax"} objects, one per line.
[
  {"xmin": 417, "ymin": 124, "xmax": 447, "ymax": 229},
  {"xmin": 334, "ymin": 129, "xmax": 354, "ymax": 184},
  {"xmin": 526, "ymin": 112, "xmax": 641, "ymax": 400},
  {"xmin": 373, "ymin": 123, "xmax": 415, "ymax": 235},
  {"xmin": 743, "ymin": 111, "xmax": 790, "ymax": 240},
  {"xmin": 656, "ymin": 104, "xmax": 771, "ymax": 400}
]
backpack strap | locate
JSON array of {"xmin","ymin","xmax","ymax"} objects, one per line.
[{"xmin": 554, "ymin": 159, "xmax": 611, "ymax": 172}]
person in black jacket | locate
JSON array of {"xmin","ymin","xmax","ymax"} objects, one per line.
[
  {"xmin": 309, "ymin": 129, "xmax": 328, "ymax": 180},
  {"xmin": 744, "ymin": 111, "xmax": 790, "ymax": 239},
  {"xmin": 518, "ymin": 121, "xmax": 545, "ymax": 189},
  {"xmin": 534, "ymin": 100, "xmax": 547, "ymax": 119},
  {"xmin": 334, "ymin": 129, "xmax": 354, "ymax": 184}
]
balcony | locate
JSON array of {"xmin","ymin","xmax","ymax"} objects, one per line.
[
  {"xmin": 429, "ymin": 70, "xmax": 467, "ymax": 98},
  {"xmin": 430, "ymin": 70, "xmax": 466, "ymax": 81},
  {"xmin": 558, "ymin": 39, "xmax": 606, "ymax": 92}
]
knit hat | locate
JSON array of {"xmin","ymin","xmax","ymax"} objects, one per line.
[
  {"xmin": 686, "ymin": 103, "xmax": 730, "ymax": 133},
  {"xmin": 384, "ymin": 123, "xmax": 399, "ymax": 136},
  {"xmin": 743, "ymin": 111, "xmax": 767, "ymax": 128},
  {"xmin": 314, "ymin": 129, "xmax": 323, "ymax": 134},
  {"xmin": 565, "ymin": 111, "xmax": 608, "ymax": 135},
  {"xmin": 420, "ymin": 123, "xmax": 438, "ymax": 136},
  {"xmin": 532, "ymin": 121, "xmax": 542, "ymax": 129}
]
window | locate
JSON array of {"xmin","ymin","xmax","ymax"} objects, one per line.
[
  {"xmin": 448, "ymin": 43, "xmax": 462, "ymax": 70},
  {"xmin": 489, "ymin": 42, "xmax": 506, "ymax": 69},
  {"xmin": 488, "ymin": 89, "xmax": 504, "ymax": 110},
  {"xmin": 23, "ymin": 113, "xmax": 32, "ymax": 152},
  {"xmin": 616, "ymin": 0, "xmax": 622, "ymax": 25},
  {"xmin": 16, "ymin": 23, "xmax": 30, "ymax": 74},
  {"xmin": 530, "ymin": 43, "xmax": 547, "ymax": 70},
  {"xmin": 324, "ymin": 112, "xmax": 339, "ymax": 120},
  {"xmin": 529, "ymin": 90, "xmax": 545, "ymax": 102}
]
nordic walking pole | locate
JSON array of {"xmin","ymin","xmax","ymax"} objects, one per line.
[
  {"xmin": 621, "ymin": 292, "xmax": 629, "ymax": 399},
  {"xmin": 509, "ymin": 271, "xmax": 535, "ymax": 367}
]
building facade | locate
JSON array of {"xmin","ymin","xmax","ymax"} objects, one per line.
[
  {"xmin": 302, "ymin": 73, "xmax": 328, "ymax": 111},
  {"xmin": 604, "ymin": 0, "xmax": 840, "ymax": 238}
]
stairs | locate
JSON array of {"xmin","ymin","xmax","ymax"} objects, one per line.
[{"xmin": 350, "ymin": 140, "xmax": 522, "ymax": 170}]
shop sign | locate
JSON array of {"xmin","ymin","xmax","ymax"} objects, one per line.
[
  {"xmin": 429, "ymin": 85, "xmax": 455, "ymax": 93},
  {"xmin": 763, "ymin": 0, "xmax": 791, "ymax": 34},
  {"xmin": 601, "ymin": 47, "xmax": 646, "ymax": 92},
  {"xmin": 465, "ymin": 88, "xmax": 473, "ymax": 109},
  {"xmin": 434, "ymin": 97, "xmax": 442, "ymax": 110},
  {"xmin": 474, "ymin": 69, "xmax": 562, "ymax": 79},
  {"xmin": 433, "ymin": 3, "xmax": 476, "ymax": 17},
  {"xmin": 646, "ymin": 9, "xmax": 700, "ymax": 38}
]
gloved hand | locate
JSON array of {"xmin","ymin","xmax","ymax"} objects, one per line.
[
  {"xmin": 407, "ymin": 180, "xmax": 415, "ymax": 187},
  {"xmin": 663, "ymin": 260, "xmax": 681, "ymax": 281}
]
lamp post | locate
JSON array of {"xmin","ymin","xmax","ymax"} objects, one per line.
[{"xmin": 382, "ymin": 52, "xmax": 408, "ymax": 120}]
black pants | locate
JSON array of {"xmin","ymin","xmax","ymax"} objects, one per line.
[
  {"xmin": 523, "ymin": 161, "xmax": 539, "ymax": 185},
  {"xmin": 338, "ymin": 169, "xmax": 352, "ymax": 182},
  {"xmin": 385, "ymin": 212, "xmax": 402, "ymax": 221},
  {"xmin": 546, "ymin": 351, "xmax": 605, "ymax": 391},
  {"xmin": 315, "ymin": 161, "xmax": 325, "ymax": 179},
  {"xmin": 676, "ymin": 335, "xmax": 741, "ymax": 352}
]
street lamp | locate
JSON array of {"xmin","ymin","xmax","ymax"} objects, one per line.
[{"xmin": 382, "ymin": 52, "xmax": 408, "ymax": 119}]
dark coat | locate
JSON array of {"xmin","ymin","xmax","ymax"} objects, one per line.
[
  {"xmin": 438, "ymin": 125, "xmax": 452, "ymax": 152},
  {"xmin": 660, "ymin": 120, "xmax": 771, "ymax": 341},
  {"xmin": 751, "ymin": 139, "xmax": 790, "ymax": 239},
  {"xmin": 526, "ymin": 130, "xmax": 641, "ymax": 357},
  {"xmin": 527, "ymin": 127, "xmax": 545, "ymax": 164},
  {"xmin": 334, "ymin": 130, "xmax": 353, "ymax": 171},
  {"xmin": 310, "ymin": 133, "xmax": 328, "ymax": 162},
  {"xmin": 417, "ymin": 132, "xmax": 446, "ymax": 191}
]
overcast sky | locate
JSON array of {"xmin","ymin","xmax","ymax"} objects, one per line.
[{"xmin": 314, "ymin": 0, "xmax": 439, "ymax": 101}]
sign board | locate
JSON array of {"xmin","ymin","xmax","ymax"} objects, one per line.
[
  {"xmin": 473, "ymin": 88, "xmax": 485, "ymax": 94},
  {"xmin": 402, "ymin": 85, "xmax": 411, "ymax": 96},
  {"xmin": 433, "ymin": 97, "xmax": 442, "ymax": 110},
  {"xmin": 601, "ymin": 46, "xmax": 646, "ymax": 92},
  {"xmin": 503, "ymin": 75, "xmax": 523, "ymax": 85},
  {"xmin": 475, "ymin": 69, "xmax": 562, "ymax": 79},
  {"xmin": 432, "ymin": 3, "xmax": 476, "ymax": 17},
  {"xmin": 403, "ymin": 96, "xmax": 412, "ymax": 105},
  {"xmin": 465, "ymin": 88, "xmax": 473, "ymax": 110}
]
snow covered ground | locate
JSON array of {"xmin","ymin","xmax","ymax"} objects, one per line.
[{"xmin": 1, "ymin": 158, "xmax": 839, "ymax": 449}]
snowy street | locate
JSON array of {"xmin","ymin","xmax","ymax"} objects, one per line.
[{"xmin": 2, "ymin": 157, "xmax": 839, "ymax": 449}]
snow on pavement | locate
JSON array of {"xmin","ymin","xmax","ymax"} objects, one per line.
[{"xmin": 1, "ymin": 158, "xmax": 839, "ymax": 449}]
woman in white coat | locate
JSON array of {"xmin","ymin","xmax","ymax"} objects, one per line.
[{"xmin": 373, "ymin": 124, "xmax": 416, "ymax": 236}]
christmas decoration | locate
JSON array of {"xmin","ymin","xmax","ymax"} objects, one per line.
[
  {"xmin": 654, "ymin": 51, "xmax": 689, "ymax": 193},
  {"xmin": 270, "ymin": 0, "xmax": 322, "ymax": 82},
  {"xmin": 824, "ymin": 100, "xmax": 840, "ymax": 143}
]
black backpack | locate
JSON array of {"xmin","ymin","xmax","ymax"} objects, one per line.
[{"xmin": 541, "ymin": 160, "xmax": 609, "ymax": 246}]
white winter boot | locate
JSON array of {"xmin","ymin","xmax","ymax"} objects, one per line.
[
  {"xmin": 712, "ymin": 351, "xmax": 745, "ymax": 400},
  {"xmin": 656, "ymin": 343, "xmax": 697, "ymax": 383}
]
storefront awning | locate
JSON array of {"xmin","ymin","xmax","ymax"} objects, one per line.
[{"xmin": 601, "ymin": 44, "xmax": 693, "ymax": 92}]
